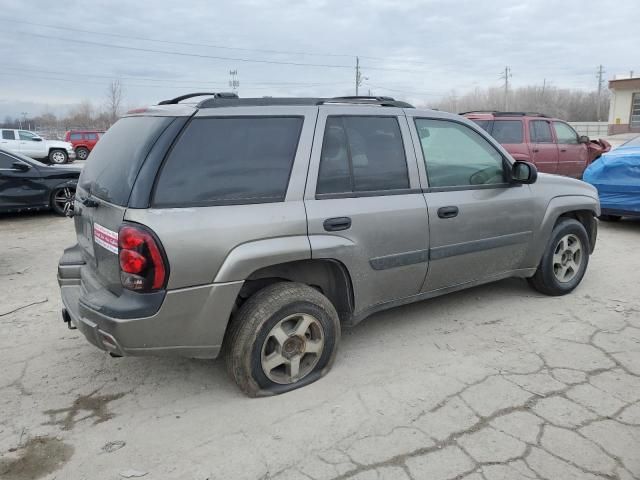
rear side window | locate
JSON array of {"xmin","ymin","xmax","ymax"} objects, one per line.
[
  {"xmin": 530, "ymin": 120, "xmax": 553, "ymax": 143},
  {"xmin": 85, "ymin": 133, "xmax": 98, "ymax": 140},
  {"xmin": 70, "ymin": 133, "xmax": 83, "ymax": 140},
  {"xmin": 491, "ymin": 120, "xmax": 523, "ymax": 143},
  {"xmin": 471, "ymin": 120, "xmax": 492, "ymax": 132},
  {"xmin": 79, "ymin": 116, "xmax": 173, "ymax": 206},
  {"xmin": 316, "ymin": 116, "xmax": 409, "ymax": 195},
  {"xmin": 154, "ymin": 117, "xmax": 302, "ymax": 207},
  {"xmin": 2, "ymin": 130, "xmax": 15, "ymax": 140}
]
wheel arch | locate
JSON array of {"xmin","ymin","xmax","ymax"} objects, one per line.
[
  {"xmin": 529, "ymin": 196, "xmax": 599, "ymax": 267},
  {"xmin": 236, "ymin": 259, "xmax": 355, "ymax": 324}
]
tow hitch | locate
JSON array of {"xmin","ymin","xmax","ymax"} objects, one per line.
[{"xmin": 62, "ymin": 308, "xmax": 77, "ymax": 330}]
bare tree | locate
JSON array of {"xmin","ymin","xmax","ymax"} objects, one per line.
[{"xmin": 105, "ymin": 80, "xmax": 124, "ymax": 125}]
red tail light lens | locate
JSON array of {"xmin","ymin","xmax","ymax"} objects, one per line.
[{"xmin": 118, "ymin": 224, "xmax": 168, "ymax": 291}]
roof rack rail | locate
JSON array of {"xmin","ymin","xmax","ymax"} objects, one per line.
[
  {"xmin": 196, "ymin": 95, "xmax": 414, "ymax": 109},
  {"xmin": 158, "ymin": 92, "xmax": 238, "ymax": 105},
  {"xmin": 460, "ymin": 110, "xmax": 548, "ymax": 118},
  {"xmin": 319, "ymin": 96, "xmax": 414, "ymax": 108}
]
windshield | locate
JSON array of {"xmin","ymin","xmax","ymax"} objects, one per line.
[{"xmin": 78, "ymin": 116, "xmax": 173, "ymax": 205}]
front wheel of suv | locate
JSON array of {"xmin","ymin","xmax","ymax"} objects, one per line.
[
  {"xmin": 528, "ymin": 218, "xmax": 590, "ymax": 296},
  {"xmin": 49, "ymin": 149, "xmax": 68, "ymax": 164},
  {"xmin": 225, "ymin": 282, "xmax": 341, "ymax": 397}
]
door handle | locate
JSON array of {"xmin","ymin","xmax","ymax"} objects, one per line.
[
  {"xmin": 323, "ymin": 217, "xmax": 351, "ymax": 231},
  {"xmin": 437, "ymin": 206, "xmax": 459, "ymax": 219},
  {"xmin": 560, "ymin": 148, "xmax": 567, "ymax": 152},
  {"xmin": 532, "ymin": 148, "xmax": 540, "ymax": 153}
]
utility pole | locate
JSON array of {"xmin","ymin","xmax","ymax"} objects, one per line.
[
  {"xmin": 355, "ymin": 57, "xmax": 367, "ymax": 96},
  {"xmin": 229, "ymin": 69, "xmax": 239, "ymax": 93},
  {"xmin": 20, "ymin": 112, "xmax": 27, "ymax": 129},
  {"xmin": 500, "ymin": 66, "xmax": 512, "ymax": 110},
  {"xmin": 596, "ymin": 64, "xmax": 605, "ymax": 121}
]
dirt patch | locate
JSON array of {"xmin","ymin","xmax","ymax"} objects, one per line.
[
  {"xmin": 0, "ymin": 436, "xmax": 73, "ymax": 480},
  {"xmin": 43, "ymin": 388, "xmax": 126, "ymax": 431}
]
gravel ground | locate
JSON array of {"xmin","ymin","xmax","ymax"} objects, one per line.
[{"xmin": 1, "ymin": 212, "xmax": 639, "ymax": 480}]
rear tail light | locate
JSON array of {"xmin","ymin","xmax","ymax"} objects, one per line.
[{"xmin": 118, "ymin": 224, "xmax": 168, "ymax": 292}]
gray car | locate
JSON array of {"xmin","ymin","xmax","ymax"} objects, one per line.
[{"xmin": 58, "ymin": 94, "xmax": 599, "ymax": 396}]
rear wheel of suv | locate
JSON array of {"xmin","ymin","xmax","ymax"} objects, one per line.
[
  {"xmin": 528, "ymin": 218, "xmax": 590, "ymax": 296},
  {"xmin": 76, "ymin": 147, "xmax": 90, "ymax": 160},
  {"xmin": 225, "ymin": 282, "xmax": 340, "ymax": 397},
  {"xmin": 49, "ymin": 149, "xmax": 68, "ymax": 164}
]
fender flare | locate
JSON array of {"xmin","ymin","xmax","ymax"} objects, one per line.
[
  {"xmin": 213, "ymin": 235, "xmax": 311, "ymax": 283},
  {"xmin": 527, "ymin": 195, "xmax": 599, "ymax": 266}
]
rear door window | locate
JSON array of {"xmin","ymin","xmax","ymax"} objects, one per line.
[
  {"xmin": 2, "ymin": 130, "xmax": 15, "ymax": 140},
  {"xmin": 491, "ymin": 120, "xmax": 523, "ymax": 143},
  {"xmin": 79, "ymin": 116, "xmax": 174, "ymax": 205},
  {"xmin": 316, "ymin": 116, "xmax": 409, "ymax": 195},
  {"xmin": 530, "ymin": 120, "xmax": 553, "ymax": 143},
  {"xmin": 70, "ymin": 133, "xmax": 83, "ymax": 140},
  {"xmin": 153, "ymin": 117, "xmax": 303, "ymax": 207}
]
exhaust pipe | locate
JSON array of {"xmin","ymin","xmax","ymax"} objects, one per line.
[{"xmin": 62, "ymin": 308, "xmax": 77, "ymax": 330}]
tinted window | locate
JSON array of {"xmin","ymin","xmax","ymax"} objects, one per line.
[
  {"xmin": 317, "ymin": 116, "xmax": 409, "ymax": 194},
  {"xmin": 471, "ymin": 120, "xmax": 492, "ymax": 132},
  {"xmin": 553, "ymin": 122, "xmax": 578, "ymax": 144},
  {"xmin": 530, "ymin": 120, "xmax": 553, "ymax": 143},
  {"xmin": 154, "ymin": 117, "xmax": 302, "ymax": 206},
  {"xmin": 79, "ymin": 116, "xmax": 173, "ymax": 206},
  {"xmin": 70, "ymin": 133, "xmax": 83, "ymax": 140},
  {"xmin": 0, "ymin": 152, "xmax": 15, "ymax": 168},
  {"xmin": 85, "ymin": 133, "xmax": 98, "ymax": 140},
  {"xmin": 491, "ymin": 120, "xmax": 523, "ymax": 143},
  {"xmin": 18, "ymin": 131, "xmax": 37, "ymax": 141},
  {"xmin": 416, "ymin": 119, "xmax": 505, "ymax": 188},
  {"xmin": 2, "ymin": 130, "xmax": 15, "ymax": 140}
]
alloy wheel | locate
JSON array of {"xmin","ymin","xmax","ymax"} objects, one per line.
[{"xmin": 552, "ymin": 234, "xmax": 582, "ymax": 283}]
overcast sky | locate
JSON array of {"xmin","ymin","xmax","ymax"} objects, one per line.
[{"xmin": 1, "ymin": 0, "xmax": 638, "ymax": 117}]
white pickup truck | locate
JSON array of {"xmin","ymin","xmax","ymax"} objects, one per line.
[{"xmin": 0, "ymin": 129, "xmax": 75, "ymax": 164}]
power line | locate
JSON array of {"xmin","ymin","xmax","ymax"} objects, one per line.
[
  {"xmin": 0, "ymin": 17, "xmax": 447, "ymax": 67},
  {"xmin": 0, "ymin": 71, "xmax": 350, "ymax": 91},
  {"xmin": 10, "ymin": 30, "xmax": 429, "ymax": 74}
]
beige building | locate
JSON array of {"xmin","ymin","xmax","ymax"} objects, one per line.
[{"xmin": 608, "ymin": 75, "xmax": 640, "ymax": 134}]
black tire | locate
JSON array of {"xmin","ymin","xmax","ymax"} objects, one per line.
[
  {"xmin": 51, "ymin": 186, "xmax": 75, "ymax": 216},
  {"xmin": 48, "ymin": 149, "xmax": 68, "ymax": 164},
  {"xmin": 225, "ymin": 282, "xmax": 340, "ymax": 397},
  {"xmin": 528, "ymin": 218, "xmax": 590, "ymax": 296},
  {"xmin": 76, "ymin": 147, "xmax": 90, "ymax": 160},
  {"xmin": 599, "ymin": 215, "xmax": 622, "ymax": 222}
]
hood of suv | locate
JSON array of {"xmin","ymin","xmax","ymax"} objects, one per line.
[{"xmin": 535, "ymin": 172, "xmax": 598, "ymax": 199}]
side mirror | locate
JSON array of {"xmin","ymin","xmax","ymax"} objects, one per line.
[
  {"xmin": 511, "ymin": 161, "xmax": 537, "ymax": 184},
  {"xmin": 578, "ymin": 135, "xmax": 590, "ymax": 144},
  {"xmin": 32, "ymin": 137, "xmax": 43, "ymax": 142},
  {"xmin": 12, "ymin": 162, "xmax": 30, "ymax": 172}
]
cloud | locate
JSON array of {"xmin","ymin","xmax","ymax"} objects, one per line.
[{"xmin": 0, "ymin": 0, "xmax": 637, "ymax": 116}]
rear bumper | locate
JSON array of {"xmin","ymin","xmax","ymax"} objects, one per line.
[{"xmin": 58, "ymin": 244, "xmax": 243, "ymax": 359}]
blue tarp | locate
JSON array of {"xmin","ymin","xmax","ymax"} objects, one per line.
[{"xmin": 583, "ymin": 138, "xmax": 640, "ymax": 215}]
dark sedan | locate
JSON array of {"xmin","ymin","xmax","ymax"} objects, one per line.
[{"xmin": 0, "ymin": 148, "xmax": 81, "ymax": 216}]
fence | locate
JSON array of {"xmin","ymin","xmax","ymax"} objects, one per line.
[{"xmin": 569, "ymin": 122, "xmax": 608, "ymax": 138}]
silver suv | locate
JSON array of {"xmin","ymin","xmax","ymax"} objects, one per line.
[{"xmin": 58, "ymin": 94, "xmax": 599, "ymax": 396}]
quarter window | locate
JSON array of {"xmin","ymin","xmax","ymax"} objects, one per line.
[
  {"xmin": 316, "ymin": 116, "xmax": 409, "ymax": 195},
  {"xmin": 85, "ymin": 133, "xmax": 98, "ymax": 140},
  {"xmin": 530, "ymin": 120, "xmax": 553, "ymax": 143},
  {"xmin": 415, "ymin": 119, "xmax": 505, "ymax": 188},
  {"xmin": 553, "ymin": 122, "xmax": 578, "ymax": 144},
  {"xmin": 2, "ymin": 130, "xmax": 15, "ymax": 140},
  {"xmin": 154, "ymin": 117, "xmax": 303, "ymax": 206}
]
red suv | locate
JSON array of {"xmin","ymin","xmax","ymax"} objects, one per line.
[
  {"xmin": 64, "ymin": 130, "xmax": 104, "ymax": 160},
  {"xmin": 462, "ymin": 112, "xmax": 610, "ymax": 178}
]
